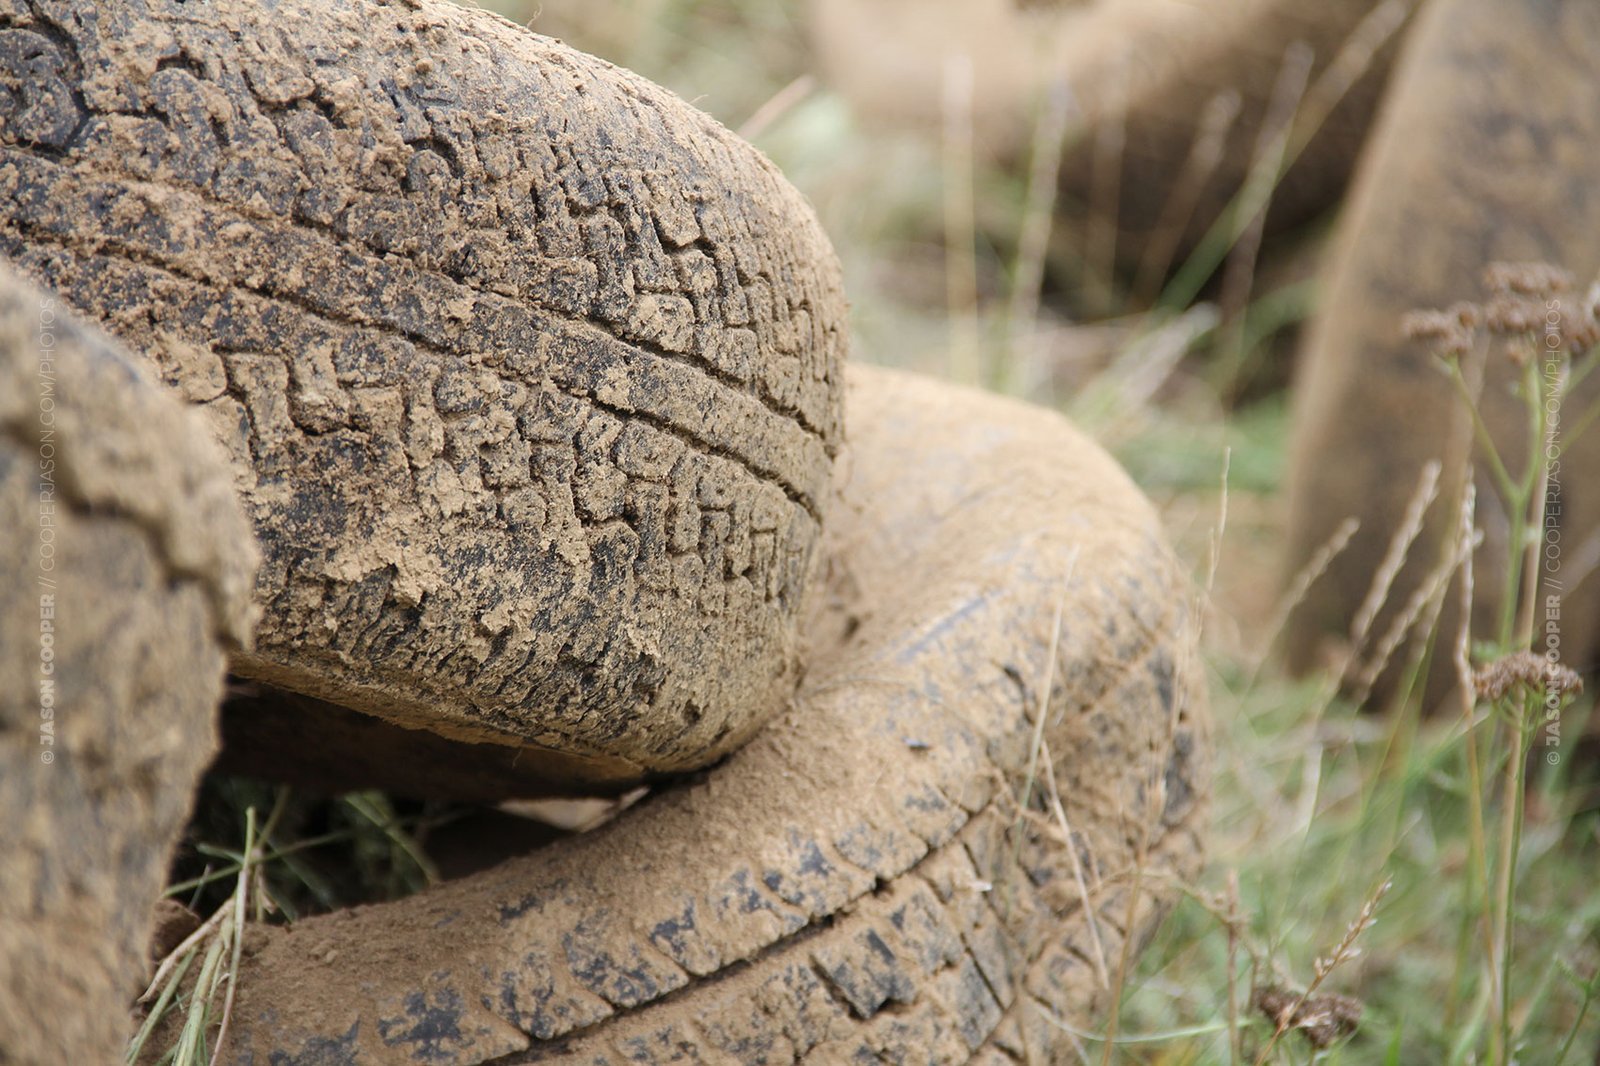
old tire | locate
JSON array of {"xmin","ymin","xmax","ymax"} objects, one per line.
[
  {"xmin": 0, "ymin": 0, "xmax": 846, "ymax": 787},
  {"xmin": 810, "ymin": 0, "xmax": 1403, "ymax": 266},
  {"xmin": 1283, "ymin": 0, "xmax": 1600, "ymax": 694},
  {"xmin": 1051, "ymin": 0, "xmax": 1403, "ymax": 266},
  {"xmin": 202, "ymin": 365, "xmax": 1208, "ymax": 1065},
  {"xmin": 0, "ymin": 264, "xmax": 256, "ymax": 1065}
]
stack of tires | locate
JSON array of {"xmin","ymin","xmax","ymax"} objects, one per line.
[{"xmin": 0, "ymin": 2, "xmax": 1207, "ymax": 1062}]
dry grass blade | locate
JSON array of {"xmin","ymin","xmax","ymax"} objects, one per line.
[
  {"xmin": 1085, "ymin": 55, "xmax": 1128, "ymax": 317},
  {"xmin": 1161, "ymin": 0, "xmax": 1415, "ymax": 313},
  {"xmin": 1252, "ymin": 878, "xmax": 1390, "ymax": 1063},
  {"xmin": 1205, "ymin": 446, "xmax": 1232, "ymax": 597},
  {"xmin": 1042, "ymin": 737, "xmax": 1110, "ymax": 989},
  {"xmin": 129, "ymin": 797, "xmax": 289, "ymax": 1064},
  {"xmin": 1226, "ymin": 870, "xmax": 1243, "ymax": 1066},
  {"xmin": 174, "ymin": 933, "xmax": 227, "ymax": 1064},
  {"xmin": 1349, "ymin": 504, "xmax": 1478, "ymax": 703},
  {"xmin": 138, "ymin": 901, "xmax": 229, "ymax": 1006},
  {"xmin": 942, "ymin": 51, "xmax": 980, "ymax": 384},
  {"xmin": 736, "ymin": 72, "xmax": 815, "ymax": 141},
  {"xmin": 1017, "ymin": 593, "xmax": 1069, "ymax": 816},
  {"xmin": 1454, "ymin": 482, "xmax": 1481, "ymax": 717},
  {"xmin": 124, "ymin": 951, "xmax": 197, "ymax": 1065},
  {"xmin": 1339, "ymin": 460, "xmax": 1442, "ymax": 685},
  {"xmin": 1077, "ymin": 303, "xmax": 1218, "ymax": 436},
  {"xmin": 207, "ymin": 807, "xmax": 261, "ymax": 1066},
  {"xmin": 1292, "ymin": 0, "xmax": 1415, "ymax": 155},
  {"xmin": 1098, "ymin": 799, "xmax": 1151, "ymax": 1066},
  {"xmin": 1099, "ymin": 598, "xmax": 1198, "ymax": 1066},
  {"xmin": 1003, "ymin": 578, "xmax": 1075, "ymax": 1066},
  {"xmin": 1250, "ymin": 515, "xmax": 1360, "ymax": 682},
  {"xmin": 1132, "ymin": 89, "xmax": 1241, "ymax": 306},
  {"xmin": 1216, "ymin": 41, "xmax": 1313, "ymax": 378},
  {"xmin": 1002, "ymin": 76, "xmax": 1077, "ymax": 389},
  {"xmin": 1513, "ymin": 395, "xmax": 1561, "ymax": 652}
]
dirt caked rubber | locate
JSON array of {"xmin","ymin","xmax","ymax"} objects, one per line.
[
  {"xmin": 0, "ymin": 263, "xmax": 256, "ymax": 1066},
  {"xmin": 0, "ymin": 0, "xmax": 847, "ymax": 787},
  {"xmin": 198, "ymin": 365, "xmax": 1208, "ymax": 1065}
]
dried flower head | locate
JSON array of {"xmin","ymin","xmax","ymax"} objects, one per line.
[
  {"xmin": 1484, "ymin": 261, "xmax": 1574, "ymax": 297},
  {"xmin": 1451, "ymin": 301, "xmax": 1483, "ymax": 329},
  {"xmin": 1409, "ymin": 263, "xmax": 1598, "ymax": 364},
  {"xmin": 1253, "ymin": 986, "xmax": 1363, "ymax": 1050},
  {"xmin": 1483, "ymin": 294, "xmax": 1547, "ymax": 336},
  {"xmin": 1402, "ymin": 308, "xmax": 1474, "ymax": 359},
  {"xmin": 1504, "ymin": 338, "xmax": 1535, "ymax": 367},
  {"xmin": 1472, "ymin": 650, "xmax": 1583, "ymax": 703},
  {"xmin": 1568, "ymin": 281, "xmax": 1600, "ymax": 356}
]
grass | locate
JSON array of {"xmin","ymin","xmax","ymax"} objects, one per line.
[
  {"xmin": 1106, "ymin": 278, "xmax": 1600, "ymax": 1061},
  {"xmin": 133, "ymin": 785, "xmax": 447, "ymax": 1063},
  {"xmin": 133, "ymin": 1, "xmax": 1600, "ymax": 1062}
]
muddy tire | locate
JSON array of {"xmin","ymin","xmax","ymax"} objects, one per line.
[
  {"xmin": 1283, "ymin": 0, "xmax": 1600, "ymax": 693},
  {"xmin": 810, "ymin": 0, "xmax": 1404, "ymax": 265},
  {"xmin": 1052, "ymin": 0, "xmax": 1405, "ymax": 265},
  {"xmin": 0, "ymin": 0, "xmax": 846, "ymax": 787},
  {"xmin": 200, "ymin": 365, "xmax": 1208, "ymax": 1065},
  {"xmin": 0, "ymin": 264, "xmax": 256, "ymax": 1065}
]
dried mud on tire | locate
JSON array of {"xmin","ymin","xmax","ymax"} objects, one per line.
[
  {"xmin": 0, "ymin": 0, "xmax": 846, "ymax": 784},
  {"xmin": 0, "ymin": 264, "xmax": 256, "ymax": 1065},
  {"xmin": 207, "ymin": 366, "xmax": 1208, "ymax": 1066}
]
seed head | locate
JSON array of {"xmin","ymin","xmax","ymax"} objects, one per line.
[
  {"xmin": 1484, "ymin": 261, "xmax": 1574, "ymax": 297},
  {"xmin": 1472, "ymin": 650, "xmax": 1583, "ymax": 703}
]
